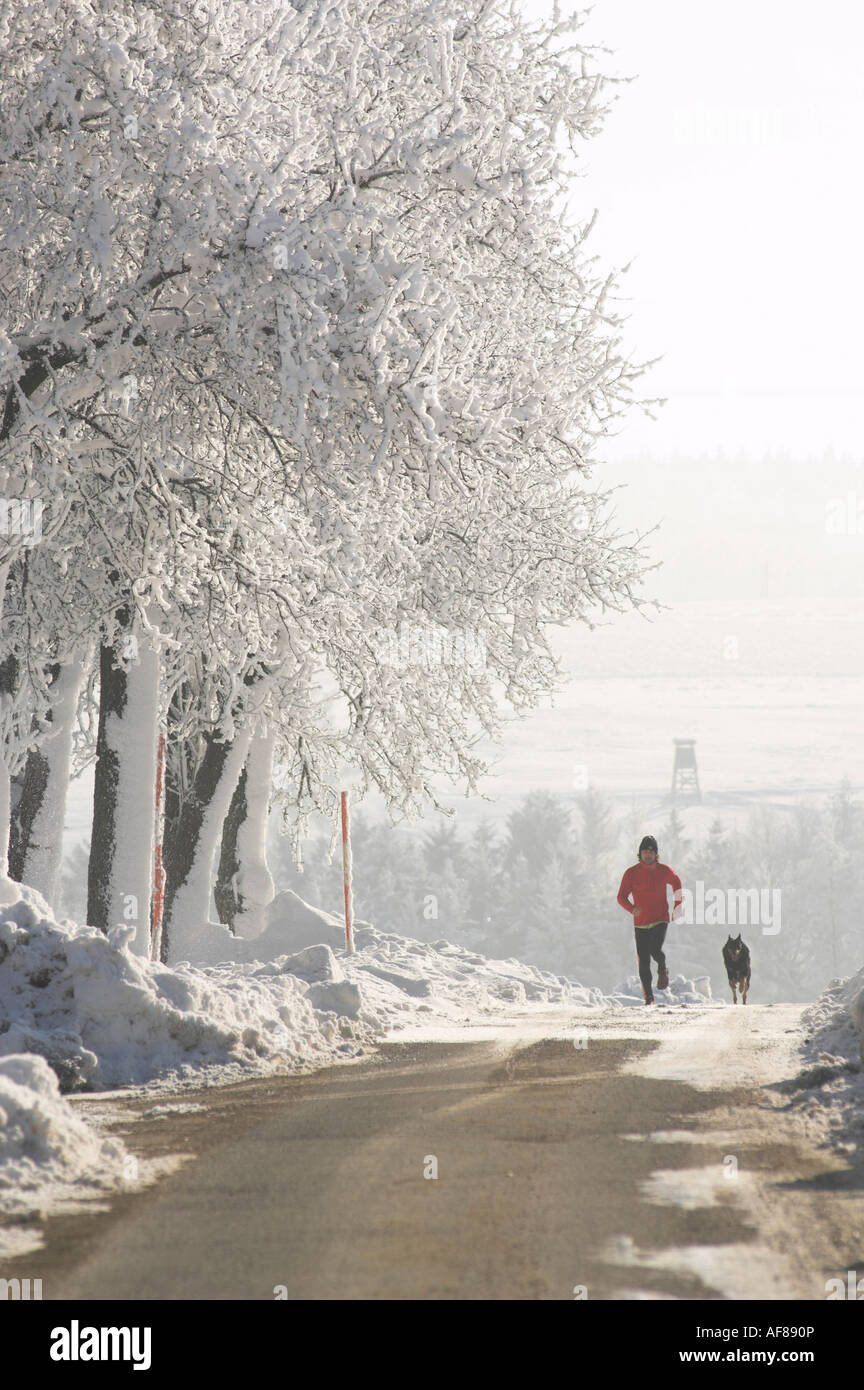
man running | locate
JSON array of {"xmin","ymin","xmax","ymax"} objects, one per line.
[{"xmin": 617, "ymin": 835, "xmax": 682, "ymax": 1005}]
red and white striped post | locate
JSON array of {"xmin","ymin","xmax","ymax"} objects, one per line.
[
  {"xmin": 151, "ymin": 731, "xmax": 166, "ymax": 961},
  {"xmin": 340, "ymin": 790, "xmax": 355, "ymax": 954}
]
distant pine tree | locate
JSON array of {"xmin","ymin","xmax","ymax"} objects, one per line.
[{"xmin": 661, "ymin": 807, "xmax": 691, "ymax": 868}]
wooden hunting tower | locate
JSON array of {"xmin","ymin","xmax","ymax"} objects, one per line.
[{"xmin": 671, "ymin": 738, "xmax": 701, "ymax": 802}]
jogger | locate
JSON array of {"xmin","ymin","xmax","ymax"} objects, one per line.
[{"xmin": 616, "ymin": 835, "xmax": 682, "ymax": 1004}]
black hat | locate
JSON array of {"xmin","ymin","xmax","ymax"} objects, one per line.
[{"xmin": 639, "ymin": 835, "xmax": 658, "ymax": 854}]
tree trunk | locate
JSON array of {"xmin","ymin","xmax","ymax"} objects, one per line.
[
  {"xmin": 9, "ymin": 659, "xmax": 84, "ymax": 909},
  {"xmin": 9, "ymin": 747, "xmax": 49, "ymax": 882},
  {"xmin": 214, "ymin": 731, "xmax": 275, "ymax": 937},
  {"xmin": 161, "ymin": 721, "xmax": 254, "ymax": 962},
  {"xmin": 162, "ymin": 680, "xmax": 193, "ymax": 860},
  {"xmin": 0, "ymin": 594, "xmax": 18, "ymax": 905},
  {"xmin": 213, "ymin": 763, "xmax": 247, "ymax": 932},
  {"xmin": 87, "ymin": 624, "xmax": 159, "ymax": 951},
  {"xmin": 0, "ymin": 745, "xmax": 13, "ymax": 905},
  {"xmin": 0, "ymin": 696, "xmax": 14, "ymax": 881}
]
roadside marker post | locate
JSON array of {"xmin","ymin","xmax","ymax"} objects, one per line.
[{"xmin": 151, "ymin": 731, "xmax": 166, "ymax": 961}]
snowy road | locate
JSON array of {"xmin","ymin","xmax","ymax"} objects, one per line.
[{"xmin": 11, "ymin": 1003, "xmax": 864, "ymax": 1301}]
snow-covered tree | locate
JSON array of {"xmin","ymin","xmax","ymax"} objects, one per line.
[{"xmin": 1, "ymin": 0, "xmax": 656, "ymax": 960}]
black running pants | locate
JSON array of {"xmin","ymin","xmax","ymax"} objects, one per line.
[{"xmin": 635, "ymin": 921, "xmax": 667, "ymax": 995}]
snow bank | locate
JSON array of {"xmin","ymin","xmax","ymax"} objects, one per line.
[
  {"xmin": 164, "ymin": 889, "xmax": 606, "ymax": 1022},
  {"xmin": 0, "ymin": 884, "xmax": 604, "ymax": 1102},
  {"xmin": 169, "ymin": 889, "xmax": 345, "ymax": 967},
  {"xmin": 0, "ymin": 1053, "xmax": 128, "ymax": 1228},
  {"xmin": 0, "ymin": 886, "xmax": 376, "ymax": 1093},
  {"xmin": 782, "ymin": 967, "xmax": 864, "ymax": 1154},
  {"xmin": 606, "ymin": 973, "xmax": 716, "ymax": 1008},
  {"xmin": 346, "ymin": 923, "xmax": 604, "ymax": 1019}
]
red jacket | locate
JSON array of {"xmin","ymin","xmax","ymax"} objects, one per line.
[{"xmin": 617, "ymin": 862, "xmax": 682, "ymax": 927}]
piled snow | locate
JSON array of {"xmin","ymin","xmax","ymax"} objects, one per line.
[
  {"xmin": 162, "ymin": 888, "xmax": 610, "ymax": 1021},
  {"xmin": 0, "ymin": 1054, "xmax": 129, "ymax": 1232},
  {"xmin": 0, "ymin": 887, "xmax": 377, "ymax": 1094},
  {"xmin": 0, "ymin": 886, "xmax": 605, "ymax": 1103},
  {"xmin": 346, "ymin": 924, "xmax": 602, "ymax": 1017},
  {"xmin": 606, "ymin": 973, "xmax": 717, "ymax": 1008},
  {"xmin": 180, "ymin": 890, "xmax": 346, "ymax": 966},
  {"xmin": 780, "ymin": 967, "xmax": 864, "ymax": 1154}
]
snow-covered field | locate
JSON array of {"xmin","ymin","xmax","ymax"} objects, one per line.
[{"xmin": 468, "ymin": 598, "xmax": 864, "ymax": 833}]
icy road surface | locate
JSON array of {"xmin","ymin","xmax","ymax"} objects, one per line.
[{"xmin": 4, "ymin": 1001, "xmax": 861, "ymax": 1301}]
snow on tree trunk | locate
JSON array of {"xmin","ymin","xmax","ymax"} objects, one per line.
[
  {"xmin": 0, "ymin": 558, "xmax": 17, "ymax": 902},
  {"xmin": 9, "ymin": 660, "xmax": 84, "ymax": 909},
  {"xmin": 163, "ymin": 723, "xmax": 254, "ymax": 963},
  {"xmin": 87, "ymin": 631, "xmax": 159, "ymax": 953},
  {"xmin": 0, "ymin": 749, "xmax": 13, "ymax": 906},
  {"xmin": 214, "ymin": 731, "xmax": 274, "ymax": 939}
]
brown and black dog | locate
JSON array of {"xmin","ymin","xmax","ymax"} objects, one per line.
[{"xmin": 722, "ymin": 934, "xmax": 751, "ymax": 1004}]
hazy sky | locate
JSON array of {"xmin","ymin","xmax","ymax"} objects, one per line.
[{"xmin": 526, "ymin": 0, "xmax": 864, "ymax": 461}]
